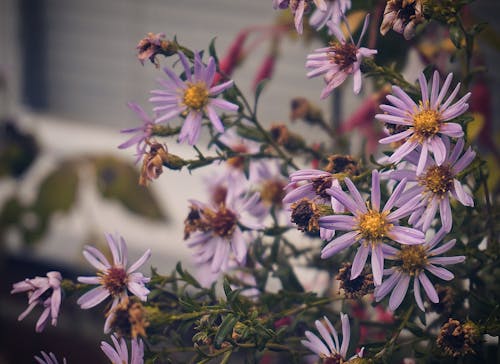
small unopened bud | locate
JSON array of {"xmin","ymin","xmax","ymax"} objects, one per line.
[
  {"xmin": 290, "ymin": 97, "xmax": 324, "ymax": 125},
  {"xmin": 107, "ymin": 297, "xmax": 149, "ymax": 338}
]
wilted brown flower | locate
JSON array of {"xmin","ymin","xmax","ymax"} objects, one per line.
[
  {"xmin": 269, "ymin": 123, "xmax": 306, "ymax": 152},
  {"xmin": 323, "ymin": 154, "xmax": 359, "ymax": 175},
  {"xmin": 137, "ymin": 32, "xmax": 177, "ymax": 67},
  {"xmin": 437, "ymin": 318, "xmax": 480, "ymax": 357},
  {"xmin": 380, "ymin": 0, "xmax": 425, "ymax": 40},
  {"xmin": 290, "ymin": 97, "xmax": 325, "ymax": 125},
  {"xmin": 107, "ymin": 297, "xmax": 149, "ymax": 338},
  {"xmin": 336, "ymin": 262, "xmax": 374, "ymax": 299}
]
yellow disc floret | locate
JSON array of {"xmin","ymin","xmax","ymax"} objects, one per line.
[
  {"xmin": 411, "ymin": 107, "xmax": 441, "ymax": 142},
  {"xmin": 357, "ymin": 209, "xmax": 392, "ymax": 243},
  {"xmin": 183, "ymin": 82, "xmax": 209, "ymax": 110},
  {"xmin": 397, "ymin": 245, "xmax": 428, "ymax": 275}
]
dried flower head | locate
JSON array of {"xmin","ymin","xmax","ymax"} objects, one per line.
[
  {"xmin": 437, "ymin": 319, "xmax": 480, "ymax": 357},
  {"xmin": 380, "ymin": 0, "xmax": 425, "ymax": 40},
  {"xmin": 336, "ymin": 262, "xmax": 374, "ymax": 299},
  {"xmin": 139, "ymin": 142, "xmax": 169, "ymax": 186},
  {"xmin": 107, "ymin": 297, "xmax": 149, "ymax": 338},
  {"xmin": 137, "ymin": 32, "xmax": 177, "ymax": 67},
  {"xmin": 430, "ymin": 284, "xmax": 455, "ymax": 314},
  {"xmin": 290, "ymin": 97, "xmax": 325, "ymax": 125},
  {"xmin": 324, "ymin": 154, "xmax": 359, "ymax": 175},
  {"xmin": 291, "ymin": 198, "xmax": 323, "ymax": 233}
]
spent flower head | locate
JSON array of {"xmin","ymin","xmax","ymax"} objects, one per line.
[
  {"xmin": 273, "ymin": 0, "xmax": 328, "ymax": 34},
  {"xmin": 119, "ymin": 102, "xmax": 155, "ymax": 163},
  {"xmin": 380, "ymin": 0, "xmax": 425, "ymax": 40},
  {"xmin": 77, "ymin": 233, "xmax": 151, "ymax": 333},
  {"xmin": 150, "ymin": 51, "xmax": 238, "ymax": 145},
  {"xmin": 11, "ymin": 271, "xmax": 62, "ymax": 333}
]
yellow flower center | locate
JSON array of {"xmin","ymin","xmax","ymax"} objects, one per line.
[
  {"xmin": 357, "ymin": 209, "xmax": 392, "ymax": 243},
  {"xmin": 418, "ymin": 165, "xmax": 453, "ymax": 197},
  {"xmin": 100, "ymin": 266, "xmax": 128, "ymax": 296},
  {"xmin": 203, "ymin": 205, "xmax": 238, "ymax": 238},
  {"xmin": 328, "ymin": 42, "xmax": 358, "ymax": 72},
  {"xmin": 412, "ymin": 108, "xmax": 441, "ymax": 142},
  {"xmin": 183, "ymin": 82, "xmax": 209, "ymax": 110},
  {"xmin": 397, "ymin": 245, "xmax": 428, "ymax": 275}
]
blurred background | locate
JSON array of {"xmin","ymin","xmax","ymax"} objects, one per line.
[{"xmin": 0, "ymin": 0, "xmax": 498, "ymax": 363}]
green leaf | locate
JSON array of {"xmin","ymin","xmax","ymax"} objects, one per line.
[
  {"xmin": 208, "ymin": 37, "xmax": 219, "ymax": 66},
  {"xmin": 93, "ymin": 156, "xmax": 167, "ymax": 220},
  {"xmin": 449, "ymin": 25, "xmax": 464, "ymax": 49},
  {"xmin": 253, "ymin": 79, "xmax": 269, "ymax": 111},
  {"xmin": 214, "ymin": 314, "xmax": 238, "ymax": 348}
]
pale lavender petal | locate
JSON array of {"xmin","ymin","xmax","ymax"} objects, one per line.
[
  {"xmin": 340, "ymin": 312, "xmax": 350, "ymax": 358},
  {"xmin": 413, "ymin": 275, "xmax": 425, "ymax": 311},
  {"xmin": 375, "ymin": 270, "xmax": 401, "ymax": 301},
  {"xmin": 351, "ymin": 244, "xmax": 370, "ymax": 280},
  {"xmin": 353, "ymin": 69, "xmax": 362, "ymax": 94},
  {"xmin": 379, "ymin": 129, "xmax": 413, "ymax": 144},
  {"xmin": 155, "ymin": 106, "xmax": 185, "ymax": 123},
  {"xmin": 448, "ymin": 138, "xmax": 465, "ymax": 165},
  {"xmin": 315, "ymin": 320, "xmax": 336, "ymax": 354},
  {"xmin": 35, "ymin": 306, "xmax": 50, "ymax": 332},
  {"xmin": 231, "ymin": 228, "xmax": 247, "ymax": 264},
  {"xmin": 379, "ymin": 104, "xmax": 409, "ymax": 118},
  {"xmin": 389, "ymin": 274, "xmax": 410, "ymax": 311},
  {"xmin": 451, "ymin": 180, "xmax": 474, "ymax": 207},
  {"xmin": 425, "ymin": 264, "xmax": 454, "ymax": 280},
  {"xmin": 206, "ymin": 105, "xmax": 225, "ymax": 133},
  {"xmin": 428, "ymin": 256, "xmax": 465, "ymax": 265},
  {"xmin": 418, "ymin": 73, "xmax": 429, "ymax": 104},
  {"xmin": 345, "ymin": 177, "xmax": 368, "ymax": 213},
  {"xmin": 388, "ymin": 226, "xmax": 425, "ymax": 245},
  {"xmin": 82, "ymin": 246, "xmax": 110, "ymax": 271},
  {"xmin": 371, "ymin": 244, "xmax": 385, "ymax": 286},
  {"xmin": 77, "ymin": 276, "xmax": 101, "ymax": 284},
  {"xmin": 375, "ymin": 113, "xmax": 411, "ymax": 124},
  {"xmin": 210, "ymin": 98, "xmax": 239, "ymax": 111},
  {"xmin": 321, "ymin": 231, "xmax": 358, "ymax": 259},
  {"xmin": 452, "ymin": 147, "xmax": 476, "ymax": 174},
  {"xmin": 319, "ymin": 215, "xmax": 356, "ymax": 230},
  {"xmin": 127, "ymin": 249, "xmax": 151, "ymax": 274},
  {"xmin": 434, "ymin": 73, "xmax": 453, "ymax": 108},
  {"xmin": 392, "ymin": 86, "xmax": 417, "ymax": 109},
  {"xmin": 371, "ymin": 170, "xmax": 381, "ymax": 211},
  {"xmin": 418, "ymin": 272, "xmax": 439, "ymax": 303},
  {"xmin": 211, "ymin": 238, "xmax": 230, "ymax": 273},
  {"xmin": 283, "ymin": 183, "xmax": 315, "ymax": 203},
  {"xmin": 439, "ymin": 123, "xmax": 464, "ymax": 138},
  {"xmin": 387, "ymin": 194, "xmax": 422, "ymax": 221},
  {"xmin": 440, "ymin": 82, "xmax": 461, "ymax": 110},
  {"xmin": 325, "ymin": 316, "xmax": 340, "ymax": 353},
  {"xmin": 209, "ymin": 80, "xmax": 234, "ymax": 95},
  {"xmin": 77, "ymin": 286, "xmax": 110, "ymax": 309},
  {"xmin": 388, "ymin": 139, "xmax": 420, "ymax": 164},
  {"xmin": 178, "ymin": 51, "xmax": 192, "ymax": 81},
  {"xmin": 326, "ymin": 187, "xmax": 362, "ymax": 216},
  {"xmin": 439, "ymin": 196, "xmax": 452, "ymax": 232},
  {"xmin": 383, "ymin": 178, "xmax": 408, "ymax": 212},
  {"xmin": 304, "ymin": 331, "xmax": 330, "ymax": 355},
  {"xmin": 416, "ymin": 142, "xmax": 429, "ymax": 176},
  {"xmin": 386, "ymin": 95, "xmax": 412, "ymax": 111},
  {"xmin": 430, "ymin": 71, "xmax": 440, "ymax": 106},
  {"xmin": 430, "ymin": 136, "xmax": 446, "ymax": 166}
]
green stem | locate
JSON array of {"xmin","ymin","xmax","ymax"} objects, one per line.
[{"xmin": 374, "ymin": 304, "xmax": 414, "ymax": 360}]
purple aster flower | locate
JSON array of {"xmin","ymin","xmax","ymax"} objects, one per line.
[
  {"xmin": 309, "ymin": 0, "xmax": 351, "ymax": 31},
  {"xmin": 185, "ymin": 189, "xmax": 264, "ymax": 273},
  {"xmin": 101, "ymin": 334, "xmax": 144, "ymax": 364},
  {"xmin": 34, "ymin": 352, "xmax": 67, "ymax": 364},
  {"xmin": 77, "ymin": 233, "xmax": 151, "ymax": 333},
  {"xmin": 119, "ymin": 102, "xmax": 155, "ymax": 163},
  {"xmin": 376, "ymin": 71, "xmax": 471, "ymax": 175},
  {"xmin": 301, "ymin": 313, "xmax": 364, "ymax": 362},
  {"xmin": 149, "ymin": 51, "xmax": 238, "ymax": 145},
  {"xmin": 306, "ymin": 14, "xmax": 377, "ymax": 98},
  {"xmin": 11, "ymin": 271, "xmax": 62, "ymax": 333},
  {"xmin": 319, "ymin": 170, "xmax": 426, "ymax": 285},
  {"xmin": 390, "ymin": 138, "xmax": 475, "ymax": 232},
  {"xmin": 273, "ymin": 1, "xmax": 327, "ymax": 34},
  {"xmin": 375, "ymin": 228, "xmax": 465, "ymax": 311}
]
